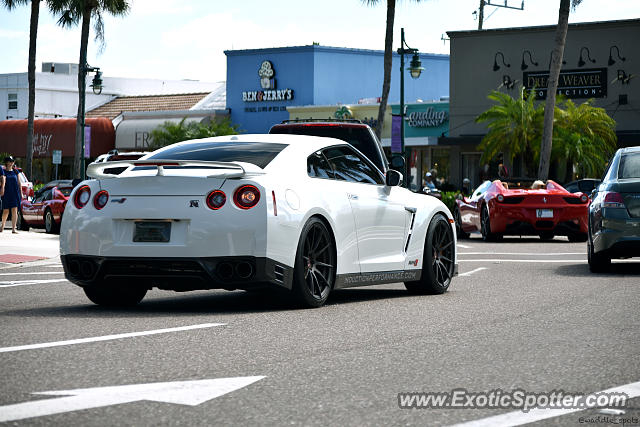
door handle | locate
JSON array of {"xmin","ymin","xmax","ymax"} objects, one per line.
[{"xmin": 404, "ymin": 206, "xmax": 417, "ymax": 213}]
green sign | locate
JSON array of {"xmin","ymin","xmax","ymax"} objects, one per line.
[{"xmin": 391, "ymin": 102, "xmax": 449, "ymax": 138}]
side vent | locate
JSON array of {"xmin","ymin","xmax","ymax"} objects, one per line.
[{"xmin": 274, "ymin": 264, "xmax": 285, "ymax": 284}]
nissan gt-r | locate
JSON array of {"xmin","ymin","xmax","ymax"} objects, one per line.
[{"xmin": 60, "ymin": 134, "xmax": 457, "ymax": 308}]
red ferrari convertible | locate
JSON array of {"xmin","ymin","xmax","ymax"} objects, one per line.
[
  {"xmin": 453, "ymin": 179, "xmax": 589, "ymax": 241},
  {"xmin": 18, "ymin": 181, "xmax": 73, "ymax": 234}
]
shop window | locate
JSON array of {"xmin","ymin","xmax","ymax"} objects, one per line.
[
  {"xmin": 431, "ymin": 148, "xmax": 451, "ymax": 190},
  {"xmin": 8, "ymin": 93, "xmax": 17, "ymax": 110}
]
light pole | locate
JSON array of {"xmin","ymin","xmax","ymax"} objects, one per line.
[
  {"xmin": 79, "ymin": 64, "xmax": 103, "ymax": 180},
  {"xmin": 397, "ymin": 28, "xmax": 423, "ymax": 187}
]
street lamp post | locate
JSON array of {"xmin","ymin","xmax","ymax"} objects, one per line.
[
  {"xmin": 397, "ymin": 28, "xmax": 423, "ymax": 187},
  {"xmin": 79, "ymin": 64, "xmax": 103, "ymax": 180}
]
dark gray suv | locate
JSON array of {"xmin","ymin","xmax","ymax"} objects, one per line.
[{"xmin": 588, "ymin": 146, "xmax": 640, "ymax": 272}]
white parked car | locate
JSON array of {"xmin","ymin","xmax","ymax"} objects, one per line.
[{"xmin": 60, "ymin": 134, "xmax": 457, "ymax": 308}]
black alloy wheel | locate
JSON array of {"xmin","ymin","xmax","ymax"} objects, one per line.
[
  {"xmin": 292, "ymin": 217, "xmax": 336, "ymax": 308},
  {"xmin": 83, "ymin": 282, "xmax": 148, "ymax": 307},
  {"xmin": 453, "ymin": 206, "xmax": 470, "ymax": 239},
  {"xmin": 405, "ymin": 213, "xmax": 454, "ymax": 295},
  {"xmin": 481, "ymin": 205, "xmax": 501, "ymax": 242},
  {"xmin": 587, "ymin": 228, "xmax": 611, "ymax": 273}
]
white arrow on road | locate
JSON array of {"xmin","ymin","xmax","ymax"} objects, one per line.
[{"xmin": 0, "ymin": 376, "xmax": 265, "ymax": 422}]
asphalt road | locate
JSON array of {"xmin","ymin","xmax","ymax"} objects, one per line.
[{"xmin": 0, "ymin": 232, "xmax": 638, "ymax": 426}]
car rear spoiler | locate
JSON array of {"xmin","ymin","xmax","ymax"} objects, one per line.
[{"xmin": 86, "ymin": 159, "xmax": 264, "ymax": 179}]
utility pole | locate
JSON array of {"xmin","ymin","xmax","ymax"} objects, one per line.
[
  {"xmin": 478, "ymin": 0, "xmax": 485, "ymax": 30},
  {"xmin": 478, "ymin": 1, "xmax": 524, "ymax": 30}
]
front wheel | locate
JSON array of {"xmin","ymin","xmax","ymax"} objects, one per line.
[
  {"xmin": 588, "ymin": 239, "xmax": 610, "ymax": 273},
  {"xmin": 44, "ymin": 209, "xmax": 59, "ymax": 234},
  {"xmin": 405, "ymin": 213, "xmax": 455, "ymax": 295},
  {"xmin": 291, "ymin": 217, "xmax": 336, "ymax": 308},
  {"xmin": 568, "ymin": 232, "xmax": 588, "ymax": 243},
  {"xmin": 17, "ymin": 212, "xmax": 29, "ymax": 231},
  {"xmin": 453, "ymin": 206, "xmax": 470, "ymax": 239},
  {"xmin": 83, "ymin": 283, "xmax": 147, "ymax": 307}
]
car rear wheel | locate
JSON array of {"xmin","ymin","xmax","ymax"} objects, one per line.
[
  {"xmin": 44, "ymin": 209, "xmax": 59, "ymax": 234},
  {"xmin": 453, "ymin": 206, "xmax": 470, "ymax": 239},
  {"xmin": 568, "ymin": 232, "xmax": 588, "ymax": 243},
  {"xmin": 17, "ymin": 211, "xmax": 29, "ymax": 231},
  {"xmin": 83, "ymin": 282, "xmax": 147, "ymax": 307},
  {"xmin": 481, "ymin": 205, "xmax": 501, "ymax": 242},
  {"xmin": 588, "ymin": 239, "xmax": 610, "ymax": 273},
  {"xmin": 291, "ymin": 217, "xmax": 336, "ymax": 308},
  {"xmin": 405, "ymin": 213, "xmax": 454, "ymax": 295},
  {"xmin": 539, "ymin": 232, "xmax": 555, "ymax": 241}
]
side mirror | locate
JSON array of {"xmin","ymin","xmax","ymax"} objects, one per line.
[
  {"xmin": 385, "ymin": 169, "xmax": 403, "ymax": 187},
  {"xmin": 390, "ymin": 155, "xmax": 405, "ymax": 171},
  {"xmin": 590, "ymin": 189, "xmax": 597, "ymax": 200}
]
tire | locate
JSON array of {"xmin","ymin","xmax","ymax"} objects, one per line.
[
  {"xmin": 480, "ymin": 204, "xmax": 501, "ymax": 242},
  {"xmin": 291, "ymin": 217, "xmax": 336, "ymax": 308},
  {"xmin": 568, "ymin": 232, "xmax": 588, "ymax": 243},
  {"xmin": 83, "ymin": 282, "xmax": 147, "ymax": 307},
  {"xmin": 588, "ymin": 238, "xmax": 610, "ymax": 273},
  {"xmin": 539, "ymin": 232, "xmax": 555, "ymax": 241},
  {"xmin": 17, "ymin": 211, "xmax": 29, "ymax": 231},
  {"xmin": 405, "ymin": 213, "xmax": 455, "ymax": 295},
  {"xmin": 453, "ymin": 206, "xmax": 470, "ymax": 239},
  {"xmin": 44, "ymin": 209, "xmax": 59, "ymax": 234}
]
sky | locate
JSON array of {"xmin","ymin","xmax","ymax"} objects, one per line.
[{"xmin": 1, "ymin": 0, "xmax": 639, "ymax": 83}]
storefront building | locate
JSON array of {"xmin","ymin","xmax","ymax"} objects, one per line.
[
  {"xmin": 225, "ymin": 45, "xmax": 449, "ymax": 134},
  {"xmin": 445, "ymin": 18, "xmax": 640, "ymax": 187}
]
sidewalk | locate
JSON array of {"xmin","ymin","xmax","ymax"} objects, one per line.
[{"xmin": 0, "ymin": 227, "xmax": 60, "ymax": 260}]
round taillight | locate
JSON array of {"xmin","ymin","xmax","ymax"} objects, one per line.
[
  {"xmin": 497, "ymin": 194, "xmax": 504, "ymax": 202},
  {"xmin": 93, "ymin": 190, "xmax": 109, "ymax": 210},
  {"xmin": 206, "ymin": 190, "xmax": 226, "ymax": 210},
  {"xmin": 234, "ymin": 185, "xmax": 260, "ymax": 210},
  {"xmin": 580, "ymin": 194, "xmax": 588, "ymax": 203},
  {"xmin": 74, "ymin": 185, "xmax": 91, "ymax": 209}
]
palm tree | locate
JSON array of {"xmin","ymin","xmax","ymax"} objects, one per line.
[
  {"xmin": 2, "ymin": 0, "xmax": 42, "ymax": 182},
  {"xmin": 475, "ymin": 89, "xmax": 544, "ymax": 177},
  {"xmin": 362, "ymin": 0, "xmax": 423, "ymax": 140},
  {"xmin": 537, "ymin": 0, "xmax": 583, "ymax": 180},
  {"xmin": 53, "ymin": 0, "xmax": 130, "ymax": 178},
  {"xmin": 552, "ymin": 98, "xmax": 617, "ymax": 179}
]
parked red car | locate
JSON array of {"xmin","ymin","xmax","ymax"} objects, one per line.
[
  {"xmin": 453, "ymin": 179, "xmax": 589, "ymax": 241},
  {"xmin": 18, "ymin": 180, "xmax": 73, "ymax": 234}
]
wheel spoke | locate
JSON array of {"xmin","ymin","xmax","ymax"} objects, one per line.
[
  {"xmin": 314, "ymin": 260, "xmax": 334, "ymax": 269},
  {"xmin": 440, "ymin": 240, "xmax": 453, "ymax": 251},
  {"xmin": 315, "ymin": 269, "xmax": 330, "ymax": 289},
  {"xmin": 316, "ymin": 242, "xmax": 331, "ymax": 257},
  {"xmin": 440, "ymin": 255, "xmax": 452, "ymax": 263}
]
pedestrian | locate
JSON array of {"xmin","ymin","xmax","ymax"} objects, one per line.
[
  {"xmin": 498, "ymin": 163, "xmax": 509, "ymax": 180},
  {"xmin": 423, "ymin": 172, "xmax": 437, "ymax": 192},
  {"xmin": 1, "ymin": 156, "xmax": 22, "ymax": 233},
  {"xmin": 461, "ymin": 178, "xmax": 471, "ymax": 196}
]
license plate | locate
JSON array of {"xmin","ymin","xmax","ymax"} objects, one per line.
[
  {"xmin": 536, "ymin": 209, "xmax": 553, "ymax": 218},
  {"xmin": 133, "ymin": 222, "xmax": 171, "ymax": 242}
]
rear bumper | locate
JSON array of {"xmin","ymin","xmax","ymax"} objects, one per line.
[
  {"xmin": 491, "ymin": 204, "xmax": 587, "ymax": 235},
  {"xmin": 592, "ymin": 216, "xmax": 640, "ymax": 257},
  {"xmin": 61, "ymin": 255, "xmax": 293, "ymax": 291}
]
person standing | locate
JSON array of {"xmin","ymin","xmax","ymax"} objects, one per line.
[{"xmin": 1, "ymin": 156, "xmax": 22, "ymax": 233}]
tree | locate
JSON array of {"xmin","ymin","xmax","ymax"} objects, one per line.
[
  {"xmin": 475, "ymin": 89, "xmax": 544, "ymax": 176},
  {"xmin": 53, "ymin": 0, "xmax": 130, "ymax": 178},
  {"xmin": 363, "ymin": 0, "xmax": 423, "ymax": 140},
  {"xmin": 148, "ymin": 118, "xmax": 240, "ymax": 151},
  {"xmin": 537, "ymin": 0, "xmax": 583, "ymax": 180},
  {"xmin": 552, "ymin": 98, "xmax": 617, "ymax": 179}
]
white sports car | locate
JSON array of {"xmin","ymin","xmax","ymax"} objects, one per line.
[{"xmin": 60, "ymin": 134, "xmax": 457, "ymax": 307}]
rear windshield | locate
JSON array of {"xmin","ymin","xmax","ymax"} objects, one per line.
[
  {"xmin": 619, "ymin": 153, "xmax": 640, "ymax": 179},
  {"xmin": 270, "ymin": 125, "xmax": 384, "ymax": 172},
  {"xmin": 146, "ymin": 141, "xmax": 287, "ymax": 168}
]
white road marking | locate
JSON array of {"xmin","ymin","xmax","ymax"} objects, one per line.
[
  {"xmin": 458, "ymin": 267, "xmax": 488, "ymax": 277},
  {"xmin": 0, "ymin": 376, "xmax": 265, "ymax": 422},
  {"xmin": 0, "ymin": 271, "xmax": 64, "ymax": 276},
  {"xmin": 0, "ymin": 323, "xmax": 226, "ymax": 353},
  {"xmin": 457, "ymin": 244, "xmax": 473, "ymax": 249},
  {"xmin": 0, "ymin": 279, "xmax": 68, "ymax": 288},
  {"xmin": 459, "ymin": 259, "xmax": 585, "ymax": 263},
  {"xmin": 458, "ymin": 252, "xmax": 583, "ymax": 256},
  {"xmin": 450, "ymin": 380, "xmax": 640, "ymax": 427}
]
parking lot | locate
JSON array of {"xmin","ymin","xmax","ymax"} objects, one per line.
[{"xmin": 0, "ymin": 230, "xmax": 638, "ymax": 425}]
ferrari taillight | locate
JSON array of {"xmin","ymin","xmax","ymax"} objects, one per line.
[
  {"xmin": 234, "ymin": 185, "xmax": 260, "ymax": 209},
  {"xmin": 496, "ymin": 194, "xmax": 504, "ymax": 202},
  {"xmin": 93, "ymin": 190, "xmax": 109, "ymax": 210},
  {"xmin": 580, "ymin": 194, "xmax": 589, "ymax": 203},
  {"xmin": 603, "ymin": 192, "xmax": 625, "ymax": 209},
  {"xmin": 74, "ymin": 185, "xmax": 91, "ymax": 209},
  {"xmin": 206, "ymin": 190, "xmax": 226, "ymax": 210}
]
